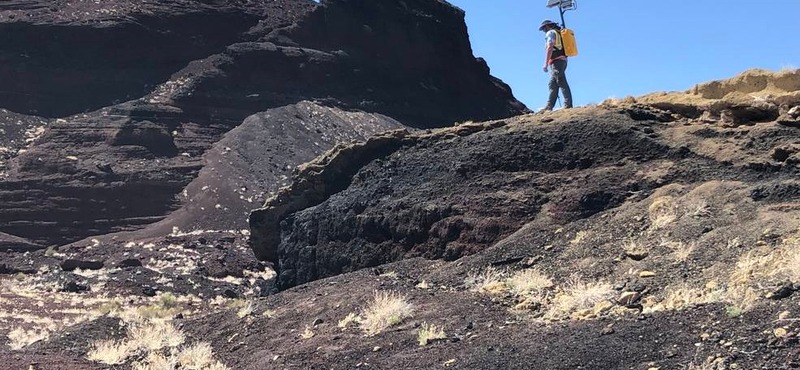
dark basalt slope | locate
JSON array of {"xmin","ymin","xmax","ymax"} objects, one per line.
[
  {"xmin": 130, "ymin": 101, "xmax": 405, "ymax": 238},
  {"xmin": 0, "ymin": 0, "xmax": 527, "ymax": 246},
  {"xmin": 0, "ymin": 0, "xmax": 315, "ymax": 118},
  {"xmin": 250, "ymin": 105, "xmax": 799, "ymax": 290}
]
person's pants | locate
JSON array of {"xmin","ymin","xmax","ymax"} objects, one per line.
[{"xmin": 546, "ymin": 58, "xmax": 572, "ymax": 110}]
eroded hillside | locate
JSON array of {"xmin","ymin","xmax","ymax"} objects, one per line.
[{"xmin": 1, "ymin": 1, "xmax": 798, "ymax": 368}]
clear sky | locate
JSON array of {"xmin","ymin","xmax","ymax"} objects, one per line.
[{"xmin": 448, "ymin": 0, "xmax": 800, "ymax": 110}]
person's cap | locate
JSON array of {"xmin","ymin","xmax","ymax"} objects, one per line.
[{"xmin": 539, "ymin": 20, "xmax": 558, "ymax": 30}]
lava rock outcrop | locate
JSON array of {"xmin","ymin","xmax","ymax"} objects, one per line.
[{"xmin": 250, "ymin": 69, "xmax": 800, "ymax": 290}]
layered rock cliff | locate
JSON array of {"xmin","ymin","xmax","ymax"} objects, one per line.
[{"xmin": 0, "ymin": 0, "xmax": 526, "ymax": 247}]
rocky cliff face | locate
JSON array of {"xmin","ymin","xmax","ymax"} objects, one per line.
[{"xmin": 0, "ymin": 0, "xmax": 526, "ymax": 247}]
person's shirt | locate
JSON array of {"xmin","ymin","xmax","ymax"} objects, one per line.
[
  {"xmin": 545, "ymin": 30, "xmax": 559, "ymax": 47},
  {"xmin": 545, "ymin": 29, "xmax": 567, "ymax": 61}
]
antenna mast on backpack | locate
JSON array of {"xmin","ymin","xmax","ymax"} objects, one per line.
[{"xmin": 546, "ymin": 0, "xmax": 577, "ymax": 28}]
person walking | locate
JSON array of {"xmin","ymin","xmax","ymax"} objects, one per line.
[{"xmin": 539, "ymin": 19, "xmax": 573, "ymax": 112}]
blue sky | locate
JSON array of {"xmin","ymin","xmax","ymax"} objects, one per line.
[{"xmin": 448, "ymin": 0, "xmax": 800, "ymax": 109}]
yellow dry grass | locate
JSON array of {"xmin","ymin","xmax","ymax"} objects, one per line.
[
  {"xmin": 6, "ymin": 327, "xmax": 49, "ymax": 350},
  {"xmin": 648, "ymin": 196, "xmax": 678, "ymax": 229},
  {"xmin": 300, "ymin": 326, "xmax": 315, "ymax": 340},
  {"xmin": 506, "ymin": 269, "xmax": 553, "ymax": 297},
  {"xmin": 176, "ymin": 342, "xmax": 218, "ymax": 369},
  {"xmin": 622, "ymin": 239, "xmax": 649, "ymax": 258},
  {"xmin": 128, "ymin": 320, "xmax": 185, "ymax": 351},
  {"xmin": 545, "ymin": 278, "xmax": 614, "ymax": 320},
  {"xmin": 465, "ymin": 267, "xmax": 506, "ymax": 295},
  {"xmin": 337, "ymin": 312, "xmax": 361, "ymax": 329},
  {"xmin": 86, "ymin": 340, "xmax": 133, "ymax": 365},
  {"xmin": 417, "ymin": 322, "xmax": 447, "ymax": 346},
  {"xmin": 645, "ymin": 233, "xmax": 800, "ymax": 315},
  {"xmin": 643, "ymin": 284, "xmax": 725, "ymax": 314},
  {"xmin": 359, "ymin": 291, "xmax": 414, "ymax": 336},
  {"xmin": 132, "ymin": 352, "xmax": 177, "ymax": 370},
  {"xmin": 661, "ymin": 240, "xmax": 696, "ymax": 262},
  {"xmin": 570, "ymin": 231, "xmax": 589, "ymax": 245},
  {"xmin": 87, "ymin": 319, "xmax": 229, "ymax": 369},
  {"xmin": 132, "ymin": 346, "xmax": 230, "ymax": 370},
  {"xmin": 236, "ymin": 300, "xmax": 256, "ymax": 319}
]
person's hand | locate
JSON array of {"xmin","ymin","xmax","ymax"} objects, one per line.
[{"xmin": 542, "ymin": 64, "xmax": 549, "ymax": 73}]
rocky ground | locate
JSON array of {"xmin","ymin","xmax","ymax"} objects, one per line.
[{"xmin": 1, "ymin": 0, "xmax": 799, "ymax": 369}]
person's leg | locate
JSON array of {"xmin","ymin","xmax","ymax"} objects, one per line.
[
  {"xmin": 545, "ymin": 65, "xmax": 559, "ymax": 110},
  {"xmin": 555, "ymin": 59, "xmax": 573, "ymax": 108}
]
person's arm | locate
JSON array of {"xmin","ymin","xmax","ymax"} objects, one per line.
[
  {"xmin": 543, "ymin": 42, "xmax": 553, "ymax": 72},
  {"xmin": 543, "ymin": 31, "xmax": 554, "ymax": 72}
]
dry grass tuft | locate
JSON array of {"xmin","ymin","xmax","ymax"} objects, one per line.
[
  {"xmin": 158, "ymin": 293, "xmax": 179, "ymax": 309},
  {"xmin": 570, "ymin": 231, "xmax": 589, "ymax": 245},
  {"xmin": 128, "ymin": 344, "xmax": 231, "ymax": 370},
  {"xmin": 300, "ymin": 326, "xmax": 315, "ymax": 340},
  {"xmin": 86, "ymin": 340, "xmax": 132, "ymax": 365},
  {"xmin": 724, "ymin": 233, "xmax": 800, "ymax": 311},
  {"xmin": 132, "ymin": 352, "xmax": 176, "ymax": 370},
  {"xmin": 177, "ymin": 342, "xmax": 224, "ymax": 369},
  {"xmin": 128, "ymin": 320, "xmax": 185, "ymax": 351},
  {"xmin": 648, "ymin": 196, "xmax": 678, "ymax": 229},
  {"xmin": 506, "ymin": 269, "xmax": 553, "ymax": 297},
  {"xmin": 236, "ymin": 300, "xmax": 256, "ymax": 319},
  {"xmin": 644, "ymin": 284, "xmax": 724, "ymax": 313},
  {"xmin": 6, "ymin": 327, "xmax": 49, "ymax": 350},
  {"xmin": 729, "ymin": 250, "xmax": 773, "ymax": 286},
  {"xmin": 88, "ymin": 320, "xmax": 229, "ymax": 369},
  {"xmin": 546, "ymin": 278, "xmax": 614, "ymax": 319},
  {"xmin": 359, "ymin": 291, "xmax": 414, "ymax": 336},
  {"xmin": 662, "ymin": 240, "xmax": 696, "ymax": 262},
  {"xmin": 337, "ymin": 313, "xmax": 361, "ymax": 329},
  {"xmin": 776, "ymin": 234, "xmax": 800, "ymax": 282},
  {"xmin": 465, "ymin": 267, "xmax": 506, "ymax": 295},
  {"xmin": 134, "ymin": 301, "xmax": 183, "ymax": 321},
  {"xmin": 686, "ymin": 356, "xmax": 727, "ymax": 370},
  {"xmin": 417, "ymin": 322, "xmax": 447, "ymax": 346},
  {"xmin": 96, "ymin": 300, "xmax": 124, "ymax": 315},
  {"xmin": 723, "ymin": 285, "xmax": 761, "ymax": 311},
  {"xmin": 622, "ymin": 239, "xmax": 649, "ymax": 259}
]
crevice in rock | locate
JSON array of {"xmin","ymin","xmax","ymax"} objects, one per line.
[{"xmin": 248, "ymin": 129, "xmax": 414, "ymax": 262}]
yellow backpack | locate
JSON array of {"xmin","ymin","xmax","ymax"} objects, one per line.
[{"xmin": 560, "ymin": 28, "xmax": 579, "ymax": 57}]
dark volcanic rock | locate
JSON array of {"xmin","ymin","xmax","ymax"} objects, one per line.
[
  {"xmin": 125, "ymin": 101, "xmax": 405, "ymax": 238},
  {"xmin": 0, "ymin": 0, "xmax": 526, "ymax": 246},
  {"xmin": 60, "ymin": 259, "xmax": 104, "ymax": 272},
  {"xmin": 0, "ymin": 231, "xmax": 42, "ymax": 252},
  {"xmin": 171, "ymin": 0, "xmax": 527, "ymax": 126},
  {"xmin": 0, "ymin": 0, "xmax": 316, "ymax": 118},
  {"xmin": 251, "ymin": 111, "xmax": 683, "ymax": 289},
  {"xmin": 61, "ymin": 280, "xmax": 89, "ymax": 293},
  {"xmin": 0, "ymin": 109, "xmax": 50, "ymax": 178},
  {"xmin": 116, "ymin": 258, "xmax": 143, "ymax": 268}
]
